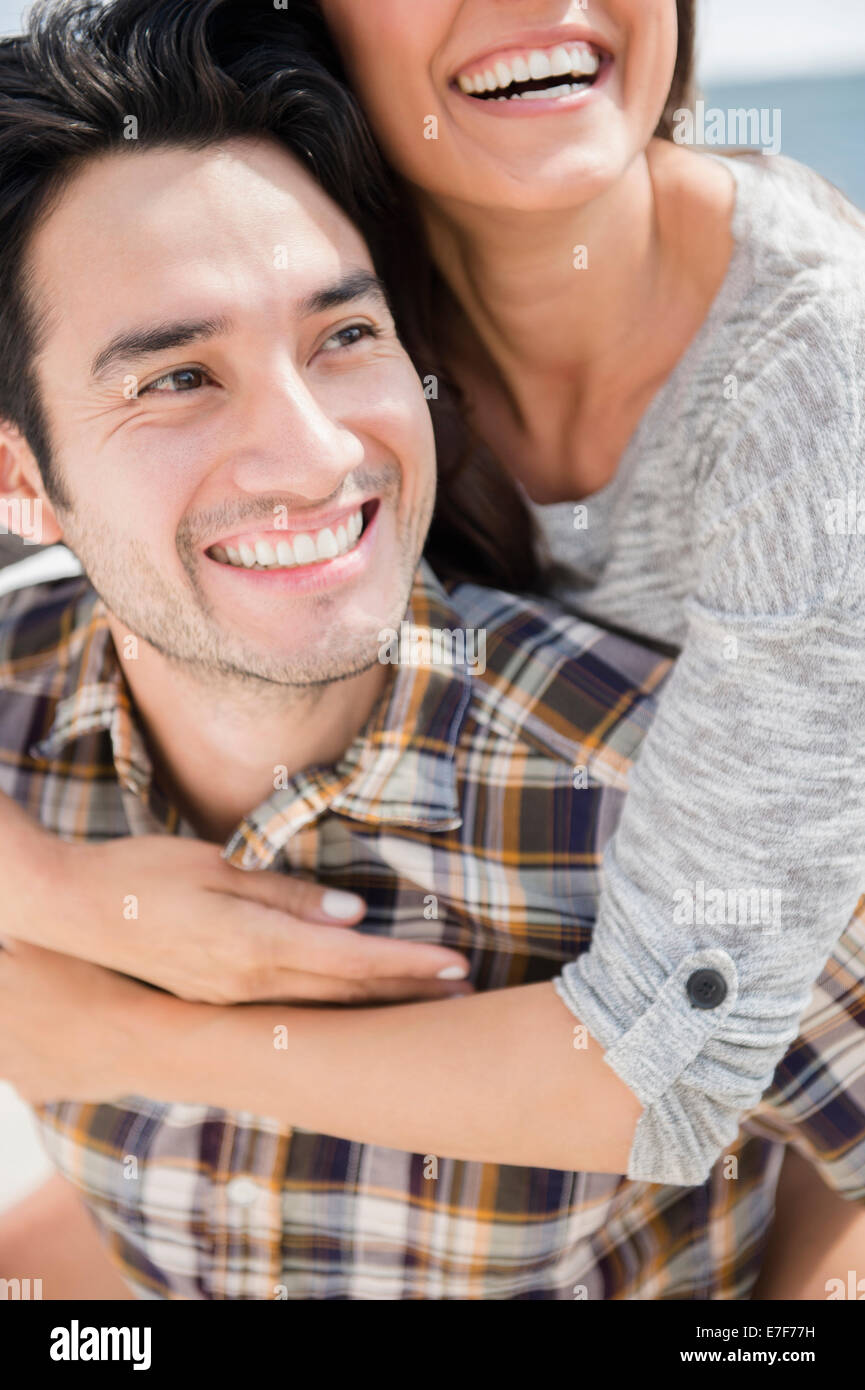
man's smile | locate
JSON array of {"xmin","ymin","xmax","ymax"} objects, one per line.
[
  {"xmin": 206, "ymin": 501, "xmax": 371, "ymax": 571},
  {"xmin": 202, "ymin": 499, "xmax": 382, "ymax": 594}
]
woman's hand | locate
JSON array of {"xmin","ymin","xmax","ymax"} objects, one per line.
[{"xmin": 4, "ymin": 805, "xmax": 471, "ymax": 1004}]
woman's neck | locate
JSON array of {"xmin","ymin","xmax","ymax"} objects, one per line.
[
  {"xmin": 418, "ymin": 142, "xmax": 736, "ymax": 502},
  {"xmin": 422, "ymin": 151, "xmax": 662, "ymax": 383}
]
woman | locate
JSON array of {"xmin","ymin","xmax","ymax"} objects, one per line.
[
  {"xmin": 313, "ymin": 0, "xmax": 865, "ymax": 1189},
  {"xmin": 1, "ymin": 0, "xmax": 864, "ymax": 1195}
]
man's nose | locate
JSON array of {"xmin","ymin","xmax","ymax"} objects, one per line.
[{"xmin": 225, "ymin": 369, "xmax": 365, "ymax": 498}]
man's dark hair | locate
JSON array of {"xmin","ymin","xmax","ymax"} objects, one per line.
[
  {"xmin": 0, "ymin": 0, "xmax": 544, "ymax": 589},
  {"xmin": 0, "ymin": 0, "xmax": 701, "ymax": 591},
  {"xmin": 0, "ymin": 0, "xmax": 390, "ymax": 510}
]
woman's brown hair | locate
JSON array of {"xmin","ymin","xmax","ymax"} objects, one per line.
[{"xmin": 659, "ymin": 0, "xmax": 698, "ymax": 139}]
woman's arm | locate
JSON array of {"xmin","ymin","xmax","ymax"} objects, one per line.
[
  {"xmin": 0, "ymin": 791, "xmax": 471, "ymax": 1003},
  {"xmin": 150, "ymin": 981, "xmax": 642, "ymax": 1171},
  {"xmin": 552, "ymin": 332, "xmax": 865, "ymax": 1187},
  {"xmin": 0, "ymin": 945, "xmax": 641, "ymax": 1173}
]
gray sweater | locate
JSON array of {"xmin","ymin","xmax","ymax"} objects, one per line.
[{"xmin": 537, "ymin": 153, "xmax": 865, "ymax": 1185}]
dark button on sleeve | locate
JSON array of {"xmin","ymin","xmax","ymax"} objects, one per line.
[{"xmin": 686, "ymin": 968, "xmax": 728, "ymax": 1010}]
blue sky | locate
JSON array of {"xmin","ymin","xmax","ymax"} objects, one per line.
[{"xmin": 0, "ymin": 1, "xmax": 863, "ymax": 82}]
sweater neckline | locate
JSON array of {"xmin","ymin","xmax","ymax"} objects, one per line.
[{"xmin": 525, "ymin": 152, "xmax": 762, "ymax": 523}]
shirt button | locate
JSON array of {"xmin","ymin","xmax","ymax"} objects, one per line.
[
  {"xmin": 686, "ymin": 968, "xmax": 728, "ymax": 1010},
  {"xmin": 225, "ymin": 1177, "xmax": 259, "ymax": 1206}
]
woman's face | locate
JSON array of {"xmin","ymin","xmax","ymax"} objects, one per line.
[{"xmin": 320, "ymin": 1, "xmax": 679, "ymax": 213}]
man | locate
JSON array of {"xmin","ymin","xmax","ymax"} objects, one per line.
[{"xmin": 0, "ymin": 0, "xmax": 862, "ymax": 1300}]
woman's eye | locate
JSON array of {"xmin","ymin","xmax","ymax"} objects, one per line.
[
  {"xmin": 320, "ymin": 323, "xmax": 379, "ymax": 353},
  {"xmin": 139, "ymin": 367, "xmax": 212, "ymax": 396}
]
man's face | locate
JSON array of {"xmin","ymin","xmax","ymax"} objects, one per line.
[{"xmin": 24, "ymin": 137, "xmax": 436, "ymax": 687}]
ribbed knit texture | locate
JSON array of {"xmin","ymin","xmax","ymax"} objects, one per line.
[{"xmin": 536, "ymin": 154, "xmax": 865, "ymax": 1185}]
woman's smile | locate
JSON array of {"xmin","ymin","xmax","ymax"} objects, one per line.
[
  {"xmin": 454, "ymin": 40, "xmax": 605, "ymax": 100},
  {"xmin": 452, "ymin": 53, "xmax": 612, "ymax": 118},
  {"xmin": 448, "ymin": 25, "xmax": 615, "ymax": 118}
]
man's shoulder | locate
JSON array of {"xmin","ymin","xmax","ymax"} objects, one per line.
[
  {"xmin": 0, "ymin": 575, "xmax": 97, "ymax": 686},
  {"xmin": 447, "ymin": 580, "xmax": 671, "ymax": 789}
]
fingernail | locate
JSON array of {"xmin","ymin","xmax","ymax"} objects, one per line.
[
  {"xmin": 436, "ymin": 964, "xmax": 469, "ymax": 980},
  {"xmin": 322, "ymin": 890, "xmax": 365, "ymax": 920}
]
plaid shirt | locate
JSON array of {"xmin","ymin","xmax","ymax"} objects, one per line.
[{"xmin": 1, "ymin": 562, "xmax": 863, "ymax": 1300}]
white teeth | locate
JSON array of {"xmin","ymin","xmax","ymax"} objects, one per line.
[
  {"xmin": 459, "ymin": 44, "xmax": 600, "ymax": 99},
  {"xmin": 527, "ymin": 50, "xmax": 553, "ymax": 81},
  {"xmin": 212, "ymin": 507, "xmax": 365, "ymax": 570},
  {"xmin": 571, "ymin": 46, "xmax": 599, "ymax": 75},
  {"xmin": 523, "ymin": 83, "xmax": 571, "ymax": 100},
  {"xmin": 293, "ymin": 533, "xmax": 317, "ymax": 565},
  {"xmin": 550, "ymin": 45, "xmax": 572, "ymax": 76},
  {"xmin": 316, "ymin": 528, "xmax": 339, "ymax": 560}
]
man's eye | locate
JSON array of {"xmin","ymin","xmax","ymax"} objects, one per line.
[
  {"xmin": 321, "ymin": 323, "xmax": 380, "ymax": 353},
  {"xmin": 138, "ymin": 367, "xmax": 212, "ymax": 395}
]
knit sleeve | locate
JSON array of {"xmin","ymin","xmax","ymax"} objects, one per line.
[{"xmin": 553, "ymin": 304, "xmax": 865, "ymax": 1184}]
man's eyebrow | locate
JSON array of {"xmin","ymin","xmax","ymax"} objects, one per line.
[
  {"xmin": 297, "ymin": 269, "xmax": 391, "ymax": 317},
  {"xmin": 90, "ymin": 316, "xmax": 231, "ymax": 382},
  {"xmin": 88, "ymin": 271, "xmax": 389, "ymax": 383}
]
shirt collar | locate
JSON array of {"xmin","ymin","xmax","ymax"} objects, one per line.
[
  {"xmin": 28, "ymin": 585, "xmax": 153, "ymax": 797},
  {"xmin": 29, "ymin": 563, "xmax": 474, "ymax": 867},
  {"xmin": 224, "ymin": 561, "xmax": 474, "ymax": 868}
]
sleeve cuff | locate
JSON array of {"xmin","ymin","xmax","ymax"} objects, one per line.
[
  {"xmin": 553, "ymin": 948, "xmax": 806, "ymax": 1186},
  {"xmin": 556, "ymin": 949, "xmax": 738, "ymax": 1105}
]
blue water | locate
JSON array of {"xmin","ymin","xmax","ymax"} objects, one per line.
[{"xmin": 704, "ymin": 72, "xmax": 865, "ymax": 208}]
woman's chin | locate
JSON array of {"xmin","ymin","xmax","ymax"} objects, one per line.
[{"xmin": 441, "ymin": 150, "xmax": 631, "ymax": 216}]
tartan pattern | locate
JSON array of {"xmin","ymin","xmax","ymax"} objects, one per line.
[
  {"xmin": 0, "ymin": 563, "xmax": 862, "ymax": 1299},
  {"xmin": 743, "ymin": 896, "xmax": 865, "ymax": 1192}
]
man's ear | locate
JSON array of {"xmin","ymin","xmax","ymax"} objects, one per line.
[{"xmin": 0, "ymin": 421, "xmax": 63, "ymax": 546}]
